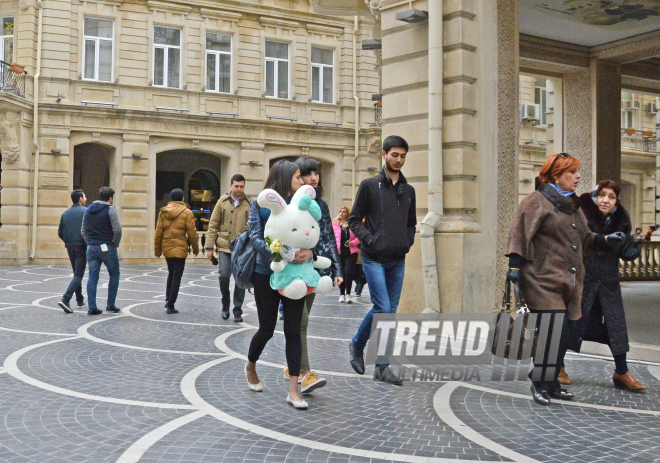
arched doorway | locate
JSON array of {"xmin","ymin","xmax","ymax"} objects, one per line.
[
  {"xmin": 155, "ymin": 150, "xmax": 223, "ymax": 235},
  {"xmin": 74, "ymin": 143, "xmax": 113, "ymax": 203}
]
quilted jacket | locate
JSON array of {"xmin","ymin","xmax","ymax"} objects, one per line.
[{"xmin": 154, "ymin": 201, "xmax": 199, "ymax": 258}]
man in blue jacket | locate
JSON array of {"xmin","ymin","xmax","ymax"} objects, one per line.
[
  {"xmin": 57, "ymin": 189, "xmax": 87, "ymax": 313},
  {"xmin": 81, "ymin": 187, "xmax": 122, "ymax": 315}
]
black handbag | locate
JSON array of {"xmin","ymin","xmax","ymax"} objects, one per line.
[{"xmin": 491, "ymin": 279, "xmax": 538, "ymax": 360}]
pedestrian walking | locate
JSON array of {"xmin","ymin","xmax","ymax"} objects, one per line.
[
  {"xmin": 347, "ymin": 135, "xmax": 417, "ymax": 385},
  {"xmin": 81, "ymin": 187, "xmax": 122, "ymax": 316},
  {"xmin": 279, "ymin": 157, "xmax": 343, "ymax": 394},
  {"xmin": 154, "ymin": 188, "xmax": 199, "ymax": 314},
  {"xmin": 332, "ymin": 206, "xmax": 359, "ymax": 303},
  {"xmin": 506, "ymin": 153, "xmax": 625, "ymax": 405},
  {"xmin": 632, "ymin": 227, "xmax": 643, "ymax": 241},
  {"xmin": 205, "ymin": 174, "xmax": 251, "ymax": 322},
  {"xmin": 561, "ymin": 181, "xmax": 646, "ymax": 392},
  {"xmin": 244, "ymin": 160, "xmax": 313, "ymax": 409},
  {"xmin": 57, "ymin": 189, "xmax": 87, "ymax": 313}
]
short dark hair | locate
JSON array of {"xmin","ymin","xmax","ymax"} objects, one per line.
[
  {"xmin": 596, "ymin": 179, "xmax": 621, "ymax": 199},
  {"xmin": 99, "ymin": 186, "xmax": 115, "ymax": 202},
  {"xmin": 295, "ymin": 157, "xmax": 323, "ymax": 199},
  {"xmin": 230, "ymin": 174, "xmax": 246, "ymax": 184},
  {"xmin": 382, "ymin": 135, "xmax": 409, "ymax": 155},
  {"xmin": 170, "ymin": 188, "xmax": 184, "ymax": 202},
  {"xmin": 265, "ymin": 160, "xmax": 300, "ymax": 199},
  {"xmin": 71, "ymin": 189, "xmax": 84, "ymax": 204}
]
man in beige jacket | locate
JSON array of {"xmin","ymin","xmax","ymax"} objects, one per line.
[{"xmin": 206, "ymin": 174, "xmax": 251, "ymax": 322}]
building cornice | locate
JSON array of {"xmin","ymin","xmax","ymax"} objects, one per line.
[
  {"xmin": 519, "ymin": 34, "xmax": 590, "ymax": 68},
  {"xmin": 147, "ymin": 0, "xmax": 191, "ymax": 15},
  {"xmin": 199, "ymin": 8, "xmax": 241, "ymax": 23},
  {"xmin": 306, "ymin": 23, "xmax": 344, "ymax": 37},
  {"xmin": 260, "ymin": 16, "xmax": 299, "ymax": 30},
  {"xmin": 592, "ymin": 30, "xmax": 660, "ymax": 64}
]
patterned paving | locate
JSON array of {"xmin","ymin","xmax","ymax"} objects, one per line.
[{"xmin": 0, "ymin": 264, "xmax": 659, "ymax": 462}]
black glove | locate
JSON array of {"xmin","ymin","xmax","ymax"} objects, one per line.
[
  {"xmin": 506, "ymin": 268, "xmax": 520, "ymax": 284},
  {"xmin": 605, "ymin": 231, "xmax": 626, "ymax": 243}
]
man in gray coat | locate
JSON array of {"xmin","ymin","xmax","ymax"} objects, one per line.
[{"xmin": 57, "ymin": 189, "xmax": 87, "ymax": 313}]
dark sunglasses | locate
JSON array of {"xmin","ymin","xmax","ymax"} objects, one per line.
[{"xmin": 549, "ymin": 152, "xmax": 571, "ymax": 170}]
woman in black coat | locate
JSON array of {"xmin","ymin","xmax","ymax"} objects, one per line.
[{"xmin": 563, "ymin": 180, "xmax": 647, "ymax": 392}]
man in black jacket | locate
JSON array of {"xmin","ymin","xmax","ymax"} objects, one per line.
[
  {"xmin": 58, "ymin": 189, "xmax": 87, "ymax": 313},
  {"xmin": 347, "ymin": 135, "xmax": 416, "ymax": 384}
]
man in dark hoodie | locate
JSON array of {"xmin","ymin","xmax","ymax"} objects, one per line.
[
  {"xmin": 81, "ymin": 186, "xmax": 122, "ymax": 315},
  {"xmin": 347, "ymin": 135, "xmax": 416, "ymax": 385},
  {"xmin": 57, "ymin": 189, "xmax": 87, "ymax": 313}
]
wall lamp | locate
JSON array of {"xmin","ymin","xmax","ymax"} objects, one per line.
[
  {"xmin": 249, "ymin": 161, "xmax": 262, "ymax": 167},
  {"xmin": 132, "ymin": 152, "xmax": 142, "ymax": 159},
  {"xmin": 395, "ymin": 9, "xmax": 428, "ymax": 23},
  {"xmin": 367, "ymin": 167, "xmax": 378, "ymax": 172},
  {"xmin": 524, "ymin": 140, "xmax": 534, "ymax": 145},
  {"xmin": 56, "ymin": 91, "xmax": 62, "ymax": 103},
  {"xmin": 521, "ymin": 179, "xmax": 532, "ymax": 184},
  {"xmin": 51, "ymin": 148, "xmax": 62, "ymax": 154}
]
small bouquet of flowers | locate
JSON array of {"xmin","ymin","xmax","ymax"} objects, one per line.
[{"xmin": 265, "ymin": 237, "xmax": 297, "ymax": 263}]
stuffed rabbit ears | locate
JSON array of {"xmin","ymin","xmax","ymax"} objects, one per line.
[
  {"xmin": 257, "ymin": 189, "xmax": 286, "ymax": 215},
  {"xmin": 291, "ymin": 184, "xmax": 316, "ymax": 204}
]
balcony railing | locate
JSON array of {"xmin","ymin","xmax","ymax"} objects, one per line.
[
  {"xmin": 0, "ymin": 61, "xmax": 26, "ymax": 98},
  {"xmin": 621, "ymin": 129, "xmax": 657, "ymax": 153},
  {"xmin": 620, "ymin": 242, "xmax": 660, "ymax": 281}
]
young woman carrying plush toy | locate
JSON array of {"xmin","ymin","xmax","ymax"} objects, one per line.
[{"xmin": 244, "ymin": 160, "xmax": 316, "ymax": 409}]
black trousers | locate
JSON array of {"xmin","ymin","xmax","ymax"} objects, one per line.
[
  {"xmin": 165, "ymin": 257, "xmax": 186, "ymax": 308},
  {"xmin": 530, "ymin": 311, "xmax": 571, "ymax": 394},
  {"xmin": 339, "ymin": 252, "xmax": 358, "ymax": 296},
  {"xmin": 63, "ymin": 246, "xmax": 86, "ymax": 304},
  {"xmin": 248, "ymin": 273, "xmax": 305, "ymax": 376}
]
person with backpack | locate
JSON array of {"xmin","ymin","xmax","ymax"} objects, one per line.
[
  {"xmin": 154, "ymin": 188, "xmax": 199, "ymax": 314},
  {"xmin": 205, "ymin": 174, "xmax": 251, "ymax": 322},
  {"xmin": 244, "ymin": 160, "xmax": 313, "ymax": 409}
]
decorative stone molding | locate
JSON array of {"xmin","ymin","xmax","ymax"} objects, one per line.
[
  {"xmin": 301, "ymin": 146, "xmax": 309, "ymax": 156},
  {"xmin": 0, "ymin": 112, "xmax": 20, "ymax": 164},
  {"xmin": 306, "ymin": 23, "xmax": 343, "ymax": 37},
  {"xmin": 519, "ymin": 34, "xmax": 590, "ymax": 68},
  {"xmin": 365, "ymin": 0, "xmax": 381, "ymax": 19},
  {"xmin": 260, "ymin": 16, "xmax": 299, "ymax": 31},
  {"xmin": 592, "ymin": 30, "xmax": 660, "ymax": 64},
  {"xmin": 40, "ymin": 173, "xmax": 68, "ymax": 189},
  {"xmin": 147, "ymin": 1, "xmax": 191, "ymax": 15},
  {"xmin": 92, "ymin": 132, "xmax": 101, "ymax": 142},
  {"xmin": 200, "ymin": 8, "xmax": 241, "ymax": 23},
  {"xmin": 192, "ymin": 139, "xmax": 200, "ymax": 149}
]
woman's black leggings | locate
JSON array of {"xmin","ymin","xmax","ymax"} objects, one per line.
[
  {"xmin": 530, "ymin": 311, "xmax": 570, "ymax": 394},
  {"xmin": 248, "ymin": 273, "xmax": 306, "ymax": 376},
  {"xmin": 339, "ymin": 252, "xmax": 358, "ymax": 296}
]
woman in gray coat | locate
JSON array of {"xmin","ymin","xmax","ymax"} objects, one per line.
[{"xmin": 506, "ymin": 153, "xmax": 625, "ymax": 405}]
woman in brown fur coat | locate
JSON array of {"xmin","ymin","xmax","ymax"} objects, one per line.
[{"xmin": 506, "ymin": 154, "xmax": 626, "ymax": 405}]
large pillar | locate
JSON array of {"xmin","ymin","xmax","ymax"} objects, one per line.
[
  {"xmin": 592, "ymin": 59, "xmax": 622, "ymax": 184},
  {"xmin": 121, "ymin": 134, "xmax": 149, "ymax": 260},
  {"xmin": 381, "ymin": 0, "xmax": 501, "ymax": 313}
]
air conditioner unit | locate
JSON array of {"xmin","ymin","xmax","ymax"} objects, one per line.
[
  {"xmin": 647, "ymin": 102, "xmax": 658, "ymax": 114},
  {"xmin": 633, "ymin": 100, "xmax": 642, "ymax": 110},
  {"xmin": 520, "ymin": 103, "xmax": 540, "ymax": 122}
]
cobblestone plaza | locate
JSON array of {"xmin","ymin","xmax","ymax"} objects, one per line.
[{"xmin": 0, "ymin": 264, "xmax": 658, "ymax": 462}]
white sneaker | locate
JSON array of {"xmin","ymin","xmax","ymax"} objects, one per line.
[
  {"xmin": 345, "ymin": 295, "xmax": 352, "ymax": 304},
  {"xmin": 339, "ymin": 295, "xmax": 346, "ymax": 303},
  {"xmin": 286, "ymin": 394, "xmax": 308, "ymax": 409}
]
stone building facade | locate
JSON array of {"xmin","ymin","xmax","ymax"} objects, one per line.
[{"xmin": 0, "ymin": 0, "xmax": 382, "ymax": 264}]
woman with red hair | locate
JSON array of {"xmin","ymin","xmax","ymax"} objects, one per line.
[{"xmin": 506, "ymin": 153, "xmax": 626, "ymax": 406}]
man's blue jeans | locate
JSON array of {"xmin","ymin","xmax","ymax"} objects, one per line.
[
  {"xmin": 352, "ymin": 256, "xmax": 405, "ymax": 369},
  {"xmin": 86, "ymin": 245, "xmax": 120, "ymax": 310}
]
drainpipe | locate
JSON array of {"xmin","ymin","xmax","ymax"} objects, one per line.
[
  {"xmin": 352, "ymin": 16, "xmax": 360, "ymax": 198},
  {"xmin": 29, "ymin": 0, "xmax": 44, "ymax": 260},
  {"xmin": 420, "ymin": 0, "xmax": 443, "ymax": 312}
]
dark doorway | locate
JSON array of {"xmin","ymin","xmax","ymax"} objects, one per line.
[{"xmin": 74, "ymin": 143, "xmax": 113, "ymax": 203}]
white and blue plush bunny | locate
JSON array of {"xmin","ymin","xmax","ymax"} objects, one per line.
[{"xmin": 257, "ymin": 184, "xmax": 333, "ymax": 300}]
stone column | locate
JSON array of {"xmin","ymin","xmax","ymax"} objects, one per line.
[
  {"xmin": 564, "ymin": 66, "xmax": 594, "ymax": 192},
  {"xmin": 240, "ymin": 142, "xmax": 266, "ymax": 197},
  {"xmin": 35, "ymin": 129, "xmax": 71, "ymax": 261},
  {"xmin": 0, "ymin": 110, "xmax": 34, "ymax": 263},
  {"xmin": 592, "ymin": 59, "xmax": 622, "ymax": 184},
  {"xmin": 121, "ymin": 134, "xmax": 149, "ymax": 260}
]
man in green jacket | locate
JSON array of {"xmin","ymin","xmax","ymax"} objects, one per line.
[{"xmin": 205, "ymin": 174, "xmax": 251, "ymax": 322}]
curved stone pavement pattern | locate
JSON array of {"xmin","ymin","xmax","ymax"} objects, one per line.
[{"xmin": 0, "ymin": 264, "xmax": 658, "ymax": 462}]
